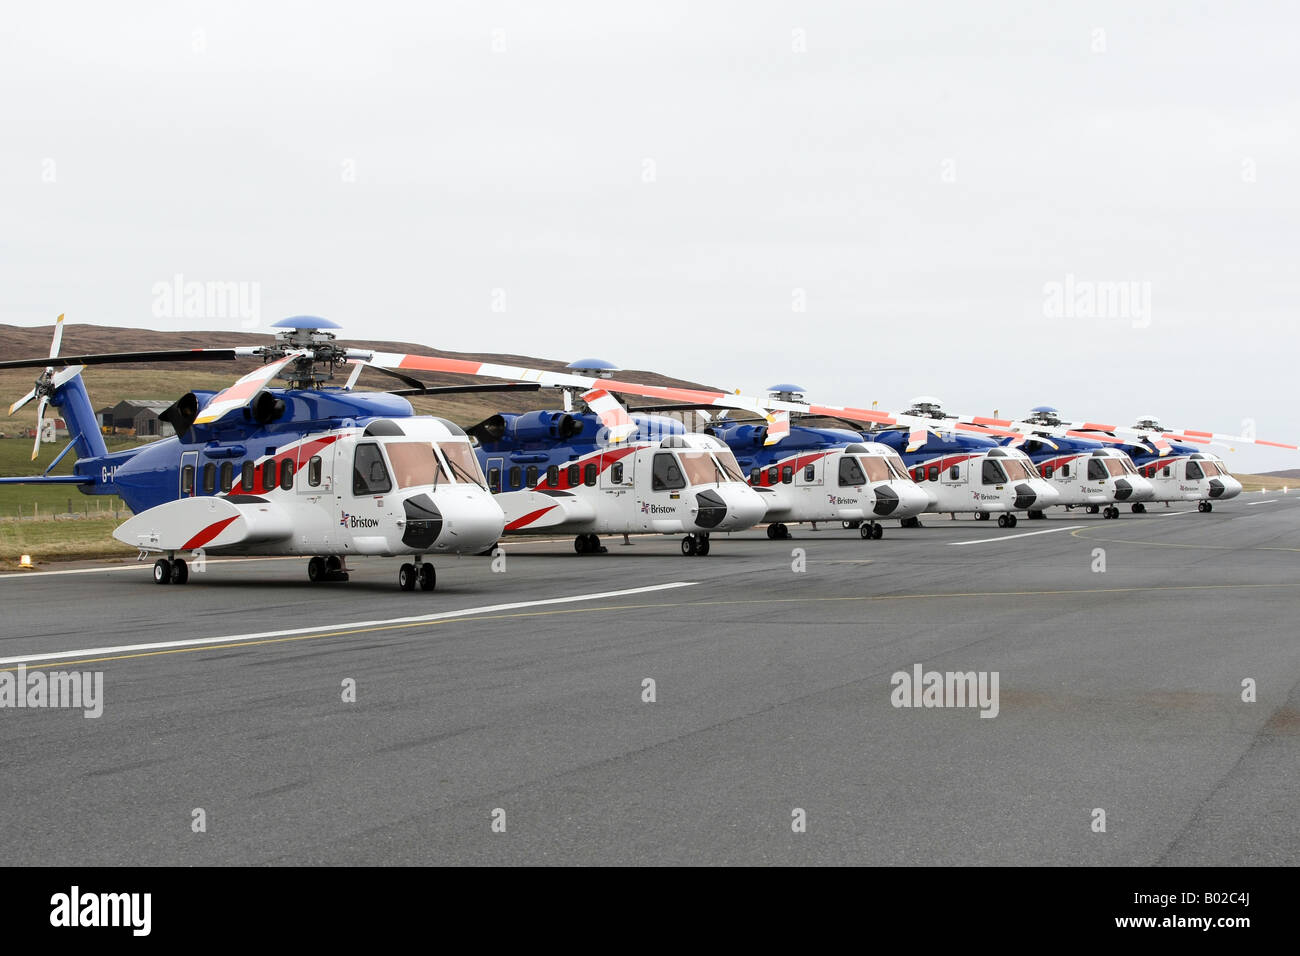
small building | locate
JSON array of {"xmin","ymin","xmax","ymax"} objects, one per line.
[{"xmin": 99, "ymin": 400, "xmax": 175, "ymax": 437}]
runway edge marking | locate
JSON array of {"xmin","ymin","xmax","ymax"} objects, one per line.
[
  {"xmin": 0, "ymin": 581, "xmax": 697, "ymax": 666},
  {"xmin": 948, "ymin": 525, "xmax": 1083, "ymax": 546}
]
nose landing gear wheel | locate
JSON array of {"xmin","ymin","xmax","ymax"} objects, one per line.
[
  {"xmin": 153, "ymin": 558, "xmax": 172, "ymax": 585},
  {"xmin": 418, "ymin": 563, "xmax": 436, "ymax": 591},
  {"xmin": 398, "ymin": 563, "xmax": 417, "ymax": 591}
]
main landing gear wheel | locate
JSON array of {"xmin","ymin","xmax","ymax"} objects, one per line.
[
  {"xmin": 170, "ymin": 559, "xmax": 188, "ymax": 584},
  {"xmin": 842, "ymin": 520, "xmax": 861, "ymax": 530},
  {"xmin": 681, "ymin": 535, "xmax": 697, "ymax": 556},
  {"xmin": 976, "ymin": 512, "xmax": 991, "ymax": 522},
  {"xmin": 1131, "ymin": 503, "xmax": 1146, "ymax": 514},
  {"xmin": 398, "ymin": 563, "xmax": 417, "ymax": 591},
  {"xmin": 574, "ymin": 533, "xmax": 607, "ymax": 555},
  {"xmin": 1028, "ymin": 510, "xmax": 1045, "ymax": 520},
  {"xmin": 1086, "ymin": 505, "xmax": 1100, "ymax": 515},
  {"xmin": 418, "ymin": 563, "xmax": 436, "ymax": 591},
  {"xmin": 765, "ymin": 523, "xmax": 792, "ymax": 539},
  {"xmin": 153, "ymin": 558, "xmax": 172, "ymax": 585},
  {"xmin": 997, "ymin": 514, "xmax": 1018, "ymax": 528},
  {"xmin": 900, "ymin": 517, "xmax": 923, "ymax": 529},
  {"xmin": 860, "ymin": 522, "xmax": 884, "ymax": 539},
  {"xmin": 1103, "ymin": 506, "xmax": 1119, "ymax": 519},
  {"xmin": 1198, "ymin": 500, "xmax": 1213, "ymax": 513},
  {"xmin": 308, "ymin": 556, "xmax": 326, "ymax": 582}
]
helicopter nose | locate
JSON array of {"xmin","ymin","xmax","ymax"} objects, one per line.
[
  {"xmin": 886, "ymin": 481, "xmax": 931, "ymax": 518},
  {"xmin": 1015, "ymin": 481, "xmax": 1058, "ymax": 510},
  {"xmin": 439, "ymin": 489, "xmax": 505, "ymax": 553},
  {"xmin": 1219, "ymin": 475, "xmax": 1243, "ymax": 499},
  {"xmin": 1128, "ymin": 475, "xmax": 1156, "ymax": 501},
  {"xmin": 697, "ymin": 484, "xmax": 766, "ymax": 531}
]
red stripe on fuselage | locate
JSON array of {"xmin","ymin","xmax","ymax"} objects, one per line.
[
  {"xmin": 182, "ymin": 515, "xmax": 238, "ymax": 550},
  {"xmin": 504, "ymin": 505, "xmax": 558, "ymax": 530}
]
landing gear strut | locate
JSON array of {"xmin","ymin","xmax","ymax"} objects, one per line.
[
  {"xmin": 574, "ymin": 533, "xmax": 607, "ymax": 554},
  {"xmin": 859, "ymin": 521, "xmax": 884, "ymax": 539},
  {"xmin": 765, "ymin": 523, "xmax": 792, "ymax": 539},
  {"xmin": 681, "ymin": 533, "xmax": 710, "ymax": 556}
]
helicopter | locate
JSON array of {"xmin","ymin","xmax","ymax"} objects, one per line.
[
  {"xmin": 0, "ymin": 316, "xmax": 521, "ymax": 589},
  {"xmin": 465, "ymin": 360, "xmax": 766, "ymax": 556},
  {"xmin": 621, "ymin": 385, "xmax": 933, "ymax": 540}
]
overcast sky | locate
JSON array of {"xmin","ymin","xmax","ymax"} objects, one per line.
[{"xmin": 2, "ymin": 1, "xmax": 1297, "ymax": 470}]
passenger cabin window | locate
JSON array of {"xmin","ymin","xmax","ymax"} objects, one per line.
[
  {"xmin": 352, "ymin": 443, "xmax": 390, "ymax": 495},
  {"xmin": 927, "ymin": 465, "xmax": 938, "ymax": 482},
  {"xmin": 781, "ymin": 465, "xmax": 793, "ymax": 484},
  {"xmin": 767, "ymin": 466, "xmax": 778, "ymax": 485},
  {"xmin": 1042, "ymin": 465, "xmax": 1053, "ymax": 479},
  {"xmin": 567, "ymin": 464, "xmax": 580, "ymax": 487},
  {"xmin": 509, "ymin": 466, "xmax": 521, "ymax": 490},
  {"xmin": 241, "ymin": 461, "xmax": 254, "ymax": 491},
  {"xmin": 181, "ymin": 464, "xmax": 195, "ymax": 495},
  {"xmin": 913, "ymin": 468, "xmax": 924, "ymax": 482},
  {"xmin": 611, "ymin": 463, "xmax": 623, "ymax": 484},
  {"xmin": 584, "ymin": 463, "xmax": 598, "ymax": 486},
  {"xmin": 526, "ymin": 466, "xmax": 538, "ymax": 488},
  {"xmin": 949, "ymin": 464, "xmax": 960, "ymax": 480},
  {"xmin": 1185, "ymin": 461, "xmax": 1203, "ymax": 480},
  {"xmin": 1162, "ymin": 465, "xmax": 1171, "ymax": 478},
  {"xmin": 1061, "ymin": 463, "xmax": 1071, "ymax": 479},
  {"xmin": 219, "ymin": 461, "xmax": 233, "ymax": 493},
  {"xmin": 652, "ymin": 453, "xmax": 686, "ymax": 491},
  {"xmin": 838, "ymin": 457, "xmax": 866, "ymax": 486},
  {"xmin": 750, "ymin": 468, "xmax": 761, "ymax": 486},
  {"xmin": 487, "ymin": 467, "xmax": 501, "ymax": 493},
  {"xmin": 202, "ymin": 462, "xmax": 216, "ymax": 494},
  {"xmin": 308, "ymin": 455, "xmax": 322, "ymax": 487},
  {"xmin": 262, "ymin": 460, "xmax": 277, "ymax": 491},
  {"xmin": 1087, "ymin": 459, "xmax": 1108, "ymax": 481},
  {"xmin": 547, "ymin": 465, "xmax": 559, "ymax": 487},
  {"xmin": 981, "ymin": 460, "xmax": 1006, "ymax": 485},
  {"xmin": 280, "ymin": 458, "xmax": 295, "ymax": 490},
  {"xmin": 804, "ymin": 464, "xmax": 816, "ymax": 482}
]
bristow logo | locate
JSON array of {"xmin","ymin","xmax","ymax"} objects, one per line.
[
  {"xmin": 340, "ymin": 512, "xmax": 380, "ymax": 529},
  {"xmin": 972, "ymin": 491, "xmax": 1000, "ymax": 501},
  {"xmin": 639, "ymin": 501, "xmax": 674, "ymax": 514},
  {"xmin": 827, "ymin": 494, "xmax": 858, "ymax": 505}
]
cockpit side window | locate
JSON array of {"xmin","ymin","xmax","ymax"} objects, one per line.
[
  {"xmin": 1087, "ymin": 459, "xmax": 1108, "ymax": 481},
  {"xmin": 353, "ymin": 442, "xmax": 392, "ymax": 495},
  {"xmin": 652, "ymin": 453, "xmax": 686, "ymax": 491},
  {"xmin": 981, "ymin": 459, "xmax": 1006, "ymax": 484},
  {"xmin": 1185, "ymin": 461, "xmax": 1204, "ymax": 480},
  {"xmin": 838, "ymin": 456, "xmax": 866, "ymax": 486}
]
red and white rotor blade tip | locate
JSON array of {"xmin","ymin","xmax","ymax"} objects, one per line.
[
  {"xmin": 194, "ymin": 351, "xmax": 306, "ymax": 425},
  {"xmin": 764, "ymin": 410, "xmax": 791, "ymax": 445},
  {"xmin": 582, "ymin": 388, "xmax": 638, "ymax": 443}
]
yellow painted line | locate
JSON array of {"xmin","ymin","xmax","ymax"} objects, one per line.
[{"xmin": 8, "ymin": 581, "xmax": 1299, "ymax": 672}]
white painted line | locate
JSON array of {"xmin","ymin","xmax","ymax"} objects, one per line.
[
  {"xmin": 948, "ymin": 525, "xmax": 1083, "ymax": 546},
  {"xmin": 0, "ymin": 555, "xmax": 300, "ymax": 581},
  {"xmin": 1246, "ymin": 500, "xmax": 1278, "ymax": 506},
  {"xmin": 0, "ymin": 581, "xmax": 697, "ymax": 665},
  {"xmin": 1152, "ymin": 510, "xmax": 1193, "ymax": 516}
]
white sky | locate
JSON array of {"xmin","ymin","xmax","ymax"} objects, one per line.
[{"xmin": 2, "ymin": 1, "xmax": 1297, "ymax": 470}]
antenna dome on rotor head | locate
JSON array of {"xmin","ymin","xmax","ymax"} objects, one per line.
[
  {"xmin": 566, "ymin": 358, "xmax": 620, "ymax": 373},
  {"xmin": 909, "ymin": 395, "xmax": 944, "ymax": 407},
  {"xmin": 272, "ymin": 316, "xmax": 341, "ymax": 330},
  {"xmin": 1029, "ymin": 405, "xmax": 1058, "ymax": 414},
  {"xmin": 766, "ymin": 383, "xmax": 806, "ymax": 394}
]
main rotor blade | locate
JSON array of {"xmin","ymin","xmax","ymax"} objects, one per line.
[
  {"xmin": 32, "ymin": 395, "xmax": 48, "ymax": 461},
  {"xmin": 385, "ymin": 382, "xmax": 543, "ymax": 397},
  {"xmin": 48, "ymin": 313, "xmax": 65, "ymax": 359},
  {"xmin": 0, "ymin": 348, "xmax": 248, "ymax": 371}
]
